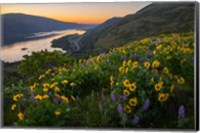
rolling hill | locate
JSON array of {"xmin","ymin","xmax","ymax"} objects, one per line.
[
  {"xmin": 2, "ymin": 13, "xmax": 89, "ymax": 45},
  {"xmin": 78, "ymin": 2, "xmax": 195, "ymax": 56}
]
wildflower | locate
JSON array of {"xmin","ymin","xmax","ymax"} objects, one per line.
[
  {"xmin": 70, "ymin": 82, "xmax": 75, "ymax": 87},
  {"xmin": 18, "ymin": 112, "xmax": 24, "ymax": 121},
  {"xmin": 170, "ymin": 85, "xmax": 175, "ymax": 92},
  {"xmin": 99, "ymin": 102, "xmax": 103, "ymax": 111},
  {"xmin": 153, "ymin": 50, "xmax": 157, "ymax": 55},
  {"xmin": 43, "ymin": 94, "xmax": 49, "ymax": 99},
  {"xmin": 61, "ymin": 96, "xmax": 69, "ymax": 103},
  {"xmin": 123, "ymin": 79, "xmax": 130, "ymax": 87},
  {"xmin": 121, "ymin": 55, "xmax": 126, "ymax": 61},
  {"xmin": 101, "ymin": 92, "xmax": 106, "ymax": 100},
  {"xmin": 123, "ymin": 89, "xmax": 130, "ymax": 97},
  {"xmin": 71, "ymin": 95, "xmax": 76, "ymax": 101},
  {"xmin": 151, "ymin": 78, "xmax": 154, "ymax": 82},
  {"xmin": 11, "ymin": 104, "xmax": 16, "ymax": 111},
  {"xmin": 124, "ymin": 105, "xmax": 132, "ymax": 113},
  {"xmin": 143, "ymin": 99, "xmax": 150, "ymax": 111},
  {"xmin": 133, "ymin": 115, "xmax": 140, "ymax": 125},
  {"xmin": 178, "ymin": 105, "xmax": 185, "ymax": 119},
  {"xmin": 117, "ymin": 104, "xmax": 123, "ymax": 114},
  {"xmin": 55, "ymin": 111, "xmax": 61, "ymax": 116},
  {"xmin": 30, "ymin": 94, "xmax": 34, "ymax": 100},
  {"xmin": 122, "ymin": 93, "xmax": 127, "ymax": 100},
  {"xmin": 158, "ymin": 93, "xmax": 169, "ymax": 102},
  {"xmin": 119, "ymin": 67, "xmax": 124, "ymax": 74},
  {"xmin": 177, "ymin": 77, "xmax": 185, "ymax": 84},
  {"xmin": 54, "ymin": 86, "xmax": 61, "ymax": 92},
  {"xmin": 155, "ymin": 83, "xmax": 162, "ymax": 91},
  {"xmin": 111, "ymin": 92, "xmax": 116, "ymax": 102},
  {"xmin": 62, "ymin": 80, "xmax": 68, "ymax": 84},
  {"xmin": 152, "ymin": 60, "xmax": 160, "ymax": 68},
  {"xmin": 127, "ymin": 60, "xmax": 132, "ymax": 65},
  {"xmin": 125, "ymin": 68, "xmax": 129, "ymax": 73},
  {"xmin": 163, "ymin": 67, "xmax": 169, "ymax": 74},
  {"xmin": 156, "ymin": 45, "xmax": 162, "ymax": 50},
  {"xmin": 43, "ymin": 88, "xmax": 49, "ymax": 93},
  {"xmin": 43, "ymin": 83, "xmax": 50, "ymax": 88},
  {"xmin": 122, "ymin": 61, "xmax": 127, "ymax": 67},
  {"xmin": 34, "ymin": 95, "xmax": 43, "ymax": 100},
  {"xmin": 129, "ymin": 98, "xmax": 138, "ymax": 107},
  {"xmin": 132, "ymin": 61, "xmax": 138, "ymax": 68},
  {"xmin": 110, "ymin": 76, "xmax": 114, "ymax": 87},
  {"xmin": 144, "ymin": 61, "xmax": 150, "ymax": 69},
  {"xmin": 129, "ymin": 83, "xmax": 136, "ymax": 91},
  {"xmin": 13, "ymin": 95, "xmax": 18, "ymax": 102}
]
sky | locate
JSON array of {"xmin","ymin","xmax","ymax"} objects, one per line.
[{"xmin": 1, "ymin": 2, "xmax": 151, "ymax": 24}]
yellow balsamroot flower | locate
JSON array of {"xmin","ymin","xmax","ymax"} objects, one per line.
[
  {"xmin": 11, "ymin": 104, "xmax": 16, "ymax": 111},
  {"xmin": 152, "ymin": 60, "xmax": 160, "ymax": 68},
  {"xmin": 132, "ymin": 61, "xmax": 138, "ymax": 69},
  {"xmin": 151, "ymin": 78, "xmax": 154, "ymax": 82},
  {"xmin": 163, "ymin": 67, "xmax": 169, "ymax": 74},
  {"xmin": 43, "ymin": 83, "xmax": 50, "ymax": 88},
  {"xmin": 110, "ymin": 76, "xmax": 114, "ymax": 87},
  {"xmin": 54, "ymin": 86, "xmax": 61, "ymax": 92},
  {"xmin": 13, "ymin": 93, "xmax": 23, "ymax": 102},
  {"xmin": 144, "ymin": 61, "xmax": 150, "ymax": 69},
  {"xmin": 70, "ymin": 82, "xmax": 75, "ymax": 87},
  {"xmin": 125, "ymin": 68, "xmax": 129, "ymax": 73},
  {"xmin": 71, "ymin": 95, "xmax": 76, "ymax": 101},
  {"xmin": 43, "ymin": 94, "xmax": 49, "ymax": 99},
  {"xmin": 61, "ymin": 96, "xmax": 69, "ymax": 103},
  {"xmin": 38, "ymin": 74, "xmax": 45, "ymax": 80},
  {"xmin": 124, "ymin": 105, "xmax": 132, "ymax": 113},
  {"xmin": 34, "ymin": 95, "xmax": 43, "ymax": 100},
  {"xmin": 62, "ymin": 80, "xmax": 69, "ymax": 84},
  {"xmin": 43, "ymin": 88, "xmax": 49, "ymax": 93},
  {"xmin": 170, "ymin": 85, "xmax": 175, "ymax": 93},
  {"xmin": 119, "ymin": 67, "xmax": 124, "ymax": 74},
  {"xmin": 156, "ymin": 45, "xmax": 162, "ymax": 50},
  {"xmin": 123, "ymin": 79, "xmax": 130, "ymax": 87},
  {"xmin": 153, "ymin": 50, "xmax": 157, "ymax": 55},
  {"xmin": 158, "ymin": 93, "xmax": 169, "ymax": 102},
  {"xmin": 177, "ymin": 77, "xmax": 185, "ymax": 84},
  {"xmin": 123, "ymin": 89, "xmax": 130, "ymax": 96},
  {"xmin": 122, "ymin": 61, "xmax": 127, "ymax": 67},
  {"xmin": 127, "ymin": 60, "xmax": 132, "ymax": 66},
  {"xmin": 55, "ymin": 111, "xmax": 61, "ymax": 116},
  {"xmin": 155, "ymin": 83, "xmax": 162, "ymax": 91},
  {"xmin": 129, "ymin": 98, "xmax": 138, "ymax": 107},
  {"xmin": 18, "ymin": 112, "xmax": 24, "ymax": 121},
  {"xmin": 159, "ymin": 81, "xmax": 164, "ymax": 86},
  {"xmin": 129, "ymin": 83, "xmax": 136, "ymax": 91}
]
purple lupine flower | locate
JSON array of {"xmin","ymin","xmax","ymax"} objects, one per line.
[
  {"xmin": 146, "ymin": 50, "xmax": 152, "ymax": 55},
  {"xmin": 111, "ymin": 92, "xmax": 116, "ymax": 102},
  {"xmin": 140, "ymin": 57, "xmax": 147, "ymax": 62},
  {"xmin": 133, "ymin": 115, "xmax": 140, "ymax": 125},
  {"xmin": 55, "ymin": 96, "xmax": 61, "ymax": 104},
  {"xmin": 117, "ymin": 104, "xmax": 123, "ymax": 114},
  {"xmin": 117, "ymin": 94, "xmax": 122, "ymax": 101},
  {"xmin": 178, "ymin": 105, "xmax": 185, "ymax": 119},
  {"xmin": 121, "ymin": 55, "xmax": 126, "ymax": 61},
  {"xmin": 30, "ymin": 94, "xmax": 34, "ymax": 100},
  {"xmin": 122, "ymin": 93, "xmax": 127, "ymax": 101},
  {"xmin": 99, "ymin": 102, "xmax": 103, "ymax": 111},
  {"xmin": 48, "ymin": 91, "xmax": 52, "ymax": 96},
  {"xmin": 101, "ymin": 92, "xmax": 106, "ymax": 100},
  {"xmin": 143, "ymin": 99, "xmax": 150, "ymax": 111}
]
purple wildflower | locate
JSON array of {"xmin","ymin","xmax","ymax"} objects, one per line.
[
  {"xmin": 178, "ymin": 105, "xmax": 185, "ymax": 119},
  {"xmin": 122, "ymin": 93, "xmax": 127, "ymax": 101},
  {"xmin": 55, "ymin": 96, "xmax": 61, "ymax": 104},
  {"xmin": 48, "ymin": 91, "xmax": 52, "ymax": 96},
  {"xmin": 117, "ymin": 94, "xmax": 122, "ymax": 101},
  {"xmin": 111, "ymin": 92, "xmax": 116, "ymax": 102},
  {"xmin": 30, "ymin": 94, "xmax": 34, "ymax": 100},
  {"xmin": 101, "ymin": 92, "xmax": 106, "ymax": 100},
  {"xmin": 140, "ymin": 57, "xmax": 147, "ymax": 62},
  {"xmin": 117, "ymin": 104, "xmax": 123, "ymax": 114},
  {"xmin": 99, "ymin": 102, "xmax": 103, "ymax": 111},
  {"xmin": 143, "ymin": 99, "xmax": 150, "ymax": 111},
  {"xmin": 121, "ymin": 55, "xmax": 126, "ymax": 61},
  {"xmin": 133, "ymin": 115, "xmax": 140, "ymax": 125}
]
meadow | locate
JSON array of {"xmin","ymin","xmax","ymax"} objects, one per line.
[{"xmin": 3, "ymin": 32, "xmax": 195, "ymax": 128}]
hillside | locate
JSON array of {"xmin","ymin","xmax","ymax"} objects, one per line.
[
  {"xmin": 4, "ymin": 32, "xmax": 195, "ymax": 128},
  {"xmin": 2, "ymin": 13, "xmax": 88, "ymax": 45},
  {"xmin": 78, "ymin": 2, "xmax": 195, "ymax": 55}
]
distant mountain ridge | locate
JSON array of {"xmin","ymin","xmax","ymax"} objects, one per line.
[
  {"xmin": 2, "ymin": 13, "xmax": 90, "ymax": 45},
  {"xmin": 78, "ymin": 2, "xmax": 195, "ymax": 56}
]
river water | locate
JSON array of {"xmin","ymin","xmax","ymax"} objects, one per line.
[{"xmin": 0, "ymin": 29, "xmax": 85, "ymax": 63}]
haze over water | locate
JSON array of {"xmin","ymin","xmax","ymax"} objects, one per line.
[{"xmin": 0, "ymin": 29, "xmax": 85, "ymax": 62}]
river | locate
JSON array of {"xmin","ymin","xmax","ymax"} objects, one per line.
[{"xmin": 0, "ymin": 29, "xmax": 85, "ymax": 63}]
